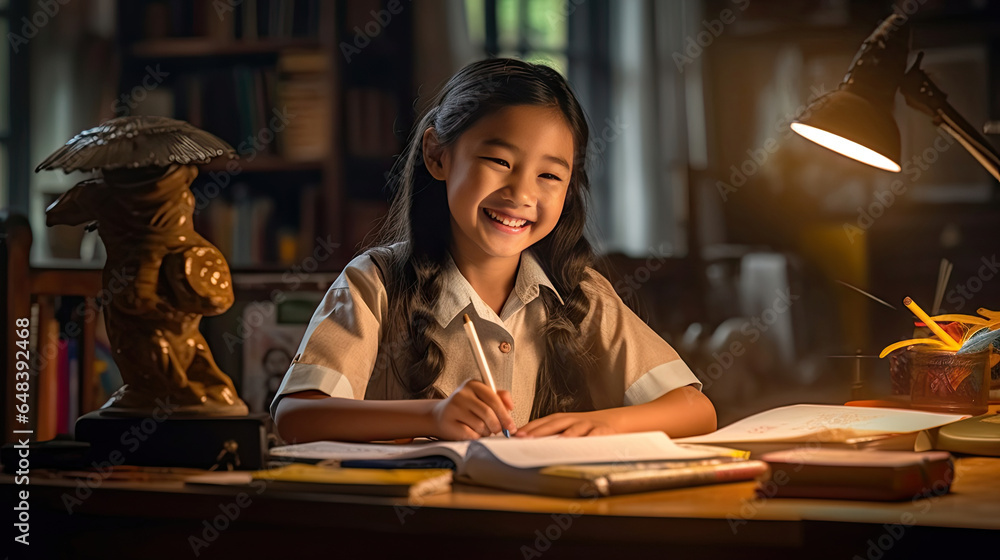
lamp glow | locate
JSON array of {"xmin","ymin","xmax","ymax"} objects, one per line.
[{"xmin": 790, "ymin": 122, "xmax": 901, "ymax": 173}]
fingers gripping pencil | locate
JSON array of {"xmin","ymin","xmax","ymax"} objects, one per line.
[{"xmin": 463, "ymin": 314, "xmax": 511, "ymax": 438}]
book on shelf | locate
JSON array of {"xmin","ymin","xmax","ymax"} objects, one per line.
[
  {"xmin": 194, "ymin": 179, "xmax": 317, "ymax": 268},
  {"xmin": 675, "ymin": 404, "xmax": 969, "ymax": 456},
  {"xmin": 276, "ymin": 49, "xmax": 331, "ymax": 161},
  {"xmin": 242, "ymin": 0, "xmax": 259, "ymax": 40},
  {"xmin": 201, "ymin": 0, "xmax": 233, "ymax": 42},
  {"xmin": 186, "ymin": 463, "xmax": 453, "ymax": 499},
  {"xmin": 56, "ymin": 335, "xmax": 69, "ymax": 435},
  {"xmin": 344, "ymin": 0, "xmax": 385, "ymax": 31},
  {"xmin": 269, "ymin": 432, "xmax": 764, "ymax": 498},
  {"xmin": 754, "ymin": 448, "xmax": 954, "ymax": 501},
  {"xmin": 132, "ymin": 64, "xmax": 290, "ymax": 160},
  {"xmin": 29, "ymin": 295, "xmax": 112, "ymax": 439},
  {"xmin": 345, "ymin": 87, "xmax": 401, "ymax": 158},
  {"xmin": 142, "ymin": 0, "xmax": 321, "ymax": 42},
  {"xmin": 66, "ymin": 337, "xmax": 80, "ymax": 436},
  {"xmin": 296, "ymin": 183, "xmax": 319, "ymax": 263},
  {"xmin": 34, "ymin": 301, "xmax": 59, "ymax": 441}
]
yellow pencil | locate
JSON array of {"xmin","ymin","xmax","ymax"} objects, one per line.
[
  {"xmin": 903, "ymin": 296, "xmax": 961, "ymax": 350},
  {"xmin": 462, "ymin": 313, "xmax": 510, "ymax": 437}
]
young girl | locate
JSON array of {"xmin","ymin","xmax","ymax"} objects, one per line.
[{"xmin": 272, "ymin": 58, "xmax": 716, "ymax": 443}]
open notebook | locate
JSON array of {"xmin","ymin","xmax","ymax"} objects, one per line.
[
  {"xmin": 269, "ymin": 431, "xmax": 726, "ymax": 470},
  {"xmin": 268, "ymin": 432, "xmax": 764, "ymax": 497}
]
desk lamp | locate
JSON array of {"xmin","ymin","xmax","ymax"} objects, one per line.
[
  {"xmin": 790, "ymin": 13, "xmax": 1000, "ymax": 181},
  {"xmin": 791, "ymin": 14, "xmax": 1000, "ymax": 455}
]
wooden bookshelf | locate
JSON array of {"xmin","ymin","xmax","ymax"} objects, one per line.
[
  {"xmin": 198, "ymin": 153, "xmax": 323, "ymax": 173},
  {"xmin": 115, "ymin": 0, "xmax": 415, "ymax": 271},
  {"xmin": 129, "ymin": 37, "xmax": 323, "ymax": 59}
]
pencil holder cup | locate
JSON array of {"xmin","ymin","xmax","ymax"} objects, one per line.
[
  {"xmin": 990, "ymin": 340, "xmax": 1000, "ymax": 402},
  {"xmin": 909, "ymin": 347, "xmax": 990, "ymax": 416},
  {"xmin": 888, "ymin": 349, "xmax": 912, "ymax": 396}
]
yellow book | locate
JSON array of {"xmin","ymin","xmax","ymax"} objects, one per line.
[{"xmin": 186, "ymin": 464, "xmax": 453, "ymax": 498}]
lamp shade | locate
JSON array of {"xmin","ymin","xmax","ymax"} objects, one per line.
[
  {"xmin": 791, "ymin": 13, "xmax": 910, "ymax": 173},
  {"xmin": 791, "ymin": 89, "xmax": 902, "ymax": 172}
]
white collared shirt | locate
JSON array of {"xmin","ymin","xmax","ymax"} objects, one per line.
[{"xmin": 271, "ymin": 243, "xmax": 701, "ymax": 427}]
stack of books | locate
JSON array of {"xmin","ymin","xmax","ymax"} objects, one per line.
[
  {"xmin": 276, "ymin": 50, "xmax": 331, "ymax": 161},
  {"xmin": 246, "ymin": 431, "xmax": 768, "ymax": 498},
  {"xmin": 184, "ymin": 404, "xmax": 978, "ymax": 500}
]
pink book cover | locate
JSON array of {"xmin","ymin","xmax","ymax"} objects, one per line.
[{"xmin": 56, "ymin": 337, "xmax": 69, "ymax": 435}]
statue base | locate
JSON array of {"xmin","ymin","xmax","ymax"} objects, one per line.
[{"xmin": 75, "ymin": 410, "xmax": 270, "ymax": 470}]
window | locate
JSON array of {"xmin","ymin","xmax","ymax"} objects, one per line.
[{"xmin": 465, "ymin": 0, "xmax": 569, "ymax": 75}]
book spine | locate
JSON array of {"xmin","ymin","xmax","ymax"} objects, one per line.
[
  {"xmin": 604, "ymin": 461, "xmax": 770, "ymax": 495},
  {"xmin": 35, "ymin": 302, "xmax": 59, "ymax": 441},
  {"xmin": 67, "ymin": 337, "xmax": 79, "ymax": 436},
  {"xmin": 56, "ymin": 335, "xmax": 69, "ymax": 435}
]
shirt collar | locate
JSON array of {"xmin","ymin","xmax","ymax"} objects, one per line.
[{"xmin": 434, "ymin": 249, "xmax": 564, "ymax": 328}]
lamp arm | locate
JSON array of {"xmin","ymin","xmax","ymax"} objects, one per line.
[{"xmin": 899, "ymin": 54, "xmax": 1000, "ymax": 182}]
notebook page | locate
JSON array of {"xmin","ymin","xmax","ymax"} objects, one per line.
[
  {"xmin": 473, "ymin": 431, "xmax": 722, "ymax": 469},
  {"xmin": 676, "ymin": 404, "xmax": 968, "ymax": 444},
  {"xmin": 269, "ymin": 439, "xmax": 471, "ymax": 463}
]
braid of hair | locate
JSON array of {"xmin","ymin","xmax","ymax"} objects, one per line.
[
  {"xmin": 400, "ymin": 254, "xmax": 447, "ymax": 398},
  {"xmin": 529, "ymin": 184, "xmax": 598, "ymax": 418}
]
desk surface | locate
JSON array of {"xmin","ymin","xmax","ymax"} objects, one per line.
[{"xmin": 5, "ymin": 457, "xmax": 999, "ymax": 560}]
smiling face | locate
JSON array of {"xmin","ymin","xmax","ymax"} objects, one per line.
[{"xmin": 423, "ymin": 104, "xmax": 575, "ymax": 265}]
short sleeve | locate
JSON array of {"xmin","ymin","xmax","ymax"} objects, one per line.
[
  {"xmin": 578, "ymin": 268, "xmax": 701, "ymax": 409},
  {"xmin": 269, "ymin": 253, "xmax": 389, "ymax": 418}
]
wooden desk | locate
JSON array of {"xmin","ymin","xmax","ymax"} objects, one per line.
[{"xmin": 4, "ymin": 457, "xmax": 999, "ymax": 560}]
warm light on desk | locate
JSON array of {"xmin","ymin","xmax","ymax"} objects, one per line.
[{"xmin": 790, "ymin": 123, "xmax": 901, "ymax": 172}]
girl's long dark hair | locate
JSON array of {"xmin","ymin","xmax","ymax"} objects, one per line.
[{"xmin": 368, "ymin": 58, "xmax": 596, "ymax": 419}]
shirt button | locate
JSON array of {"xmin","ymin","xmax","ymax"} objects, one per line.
[{"xmin": 499, "ymin": 341, "xmax": 512, "ymax": 353}]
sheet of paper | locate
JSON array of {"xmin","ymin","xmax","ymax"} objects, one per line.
[
  {"xmin": 676, "ymin": 404, "xmax": 968, "ymax": 444},
  {"xmin": 474, "ymin": 431, "xmax": 721, "ymax": 469},
  {"xmin": 269, "ymin": 439, "xmax": 471, "ymax": 462}
]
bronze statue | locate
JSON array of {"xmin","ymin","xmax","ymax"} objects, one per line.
[{"xmin": 37, "ymin": 116, "xmax": 249, "ymax": 417}]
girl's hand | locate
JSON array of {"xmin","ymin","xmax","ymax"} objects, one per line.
[
  {"xmin": 429, "ymin": 379, "xmax": 516, "ymax": 440},
  {"xmin": 516, "ymin": 411, "xmax": 617, "ymax": 438}
]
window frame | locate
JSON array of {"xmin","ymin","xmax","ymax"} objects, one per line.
[{"xmin": 478, "ymin": 0, "xmax": 580, "ymax": 76}]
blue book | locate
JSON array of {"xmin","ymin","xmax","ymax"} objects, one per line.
[{"xmin": 340, "ymin": 456, "xmax": 458, "ymax": 470}]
